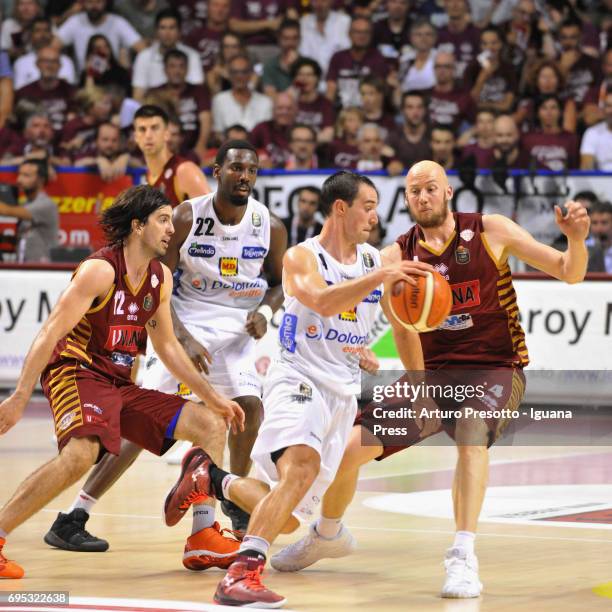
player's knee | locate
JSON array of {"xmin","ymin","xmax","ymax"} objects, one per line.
[
  {"xmin": 280, "ymin": 515, "xmax": 300, "ymax": 534},
  {"xmin": 236, "ymin": 396, "xmax": 262, "ymax": 427},
  {"xmin": 283, "ymin": 451, "xmax": 320, "ymax": 493},
  {"xmin": 454, "ymin": 417, "xmax": 489, "ymax": 447},
  {"xmin": 175, "ymin": 401, "xmax": 224, "ymax": 441},
  {"xmin": 59, "ymin": 436, "xmax": 99, "ymax": 480}
]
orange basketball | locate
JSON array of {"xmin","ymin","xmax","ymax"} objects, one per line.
[{"xmin": 389, "ymin": 271, "xmax": 453, "ymax": 332}]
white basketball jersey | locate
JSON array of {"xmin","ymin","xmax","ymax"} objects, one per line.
[
  {"xmin": 278, "ymin": 237, "xmax": 383, "ymax": 396},
  {"xmin": 172, "ymin": 192, "xmax": 271, "ymax": 331}
]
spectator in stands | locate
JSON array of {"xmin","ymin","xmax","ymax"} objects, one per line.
[
  {"xmin": 132, "ymin": 8, "xmax": 203, "ymax": 101},
  {"xmin": 201, "ymin": 123, "xmax": 249, "ymax": 166},
  {"xmin": 206, "ymin": 31, "xmax": 252, "ymax": 95},
  {"xmin": 184, "ymin": 0, "xmax": 231, "ymax": 77},
  {"xmin": 250, "ymin": 92, "xmax": 297, "ymax": 168},
  {"xmin": 464, "ymin": 26, "xmax": 516, "ymax": 113},
  {"xmin": 437, "ymin": 0, "xmax": 481, "ymax": 76},
  {"xmin": 59, "ymin": 87, "xmax": 113, "ymax": 159},
  {"xmin": 460, "ymin": 108, "xmax": 495, "ymax": 168},
  {"xmin": 430, "ymin": 123, "xmax": 457, "ymax": 170},
  {"xmin": 359, "ymin": 76, "xmax": 395, "ymax": 132},
  {"xmin": 521, "ymin": 94, "xmax": 578, "ymax": 171},
  {"xmin": 229, "ymin": 0, "xmax": 298, "ymax": 64},
  {"xmin": 283, "ymin": 186, "xmax": 323, "ymax": 246},
  {"xmin": 148, "ymin": 49, "xmax": 211, "ymax": 161},
  {"xmin": 327, "ymin": 17, "xmax": 389, "ymax": 109},
  {"xmin": 55, "ymin": 0, "xmax": 146, "ymax": 73},
  {"xmin": 0, "ymin": 0, "xmax": 42, "ymax": 61},
  {"xmin": 0, "ymin": 50, "xmax": 12, "ymax": 129},
  {"xmin": 167, "ymin": 116, "xmax": 200, "ymax": 163},
  {"xmin": 587, "ymin": 201, "xmax": 612, "ymax": 273},
  {"xmin": 115, "ymin": 0, "xmax": 169, "ymax": 41},
  {"xmin": 299, "ymin": 0, "xmax": 350, "ymax": 76},
  {"xmin": 262, "ymin": 19, "xmax": 301, "ymax": 99},
  {"xmin": 2, "ymin": 110, "xmax": 68, "ymax": 167},
  {"xmin": 211, "ymin": 53, "xmax": 273, "ymax": 137},
  {"xmin": 367, "ymin": 219, "xmax": 387, "ymax": 248},
  {"xmin": 0, "ymin": 158, "xmax": 58, "ymax": 262},
  {"xmin": 514, "ymin": 59, "xmax": 576, "ymax": 133},
  {"xmin": 398, "ymin": 18, "xmax": 437, "ymax": 93},
  {"xmin": 285, "ymin": 124, "xmax": 319, "ymax": 169},
  {"xmin": 374, "ymin": 0, "xmax": 412, "ymax": 69},
  {"xmin": 13, "ymin": 17, "xmax": 75, "ymax": 89},
  {"xmin": 580, "ymin": 91, "xmax": 612, "ymax": 171},
  {"xmin": 74, "ymin": 122, "xmax": 129, "ymax": 181},
  {"xmin": 427, "ymin": 51, "xmax": 473, "ymax": 133},
  {"xmin": 490, "ymin": 113, "xmax": 529, "ymax": 169},
  {"xmin": 291, "ymin": 57, "xmax": 334, "ymax": 143},
  {"xmin": 15, "ymin": 46, "xmax": 76, "ymax": 134},
  {"xmin": 557, "ymin": 19, "xmax": 601, "ymax": 107},
  {"xmin": 386, "ymin": 90, "xmax": 431, "ymax": 170},
  {"xmin": 175, "ymin": 0, "xmax": 208, "ymax": 35},
  {"xmin": 79, "ymin": 34, "xmax": 131, "ymax": 98},
  {"xmin": 322, "ymin": 106, "xmax": 363, "ymax": 169},
  {"xmin": 355, "ymin": 122, "xmax": 397, "ymax": 173},
  {"xmin": 583, "ymin": 49, "xmax": 612, "ymax": 128}
]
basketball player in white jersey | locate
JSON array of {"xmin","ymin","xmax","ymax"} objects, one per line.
[
  {"xmin": 161, "ymin": 171, "xmax": 433, "ymax": 607},
  {"xmin": 44, "ymin": 140, "xmax": 288, "ymax": 570}
]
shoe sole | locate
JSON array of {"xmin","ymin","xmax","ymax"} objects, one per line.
[
  {"xmin": 43, "ymin": 531, "xmax": 109, "ymax": 553},
  {"xmin": 183, "ymin": 554, "xmax": 238, "ymax": 571},
  {"xmin": 164, "ymin": 447, "xmax": 209, "ymax": 527},
  {"xmin": 271, "ymin": 537, "xmax": 356, "ymax": 572},
  {"xmin": 213, "ymin": 594, "xmax": 287, "ymax": 608}
]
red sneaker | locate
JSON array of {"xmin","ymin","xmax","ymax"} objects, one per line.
[
  {"xmin": 214, "ymin": 556, "xmax": 286, "ymax": 608},
  {"xmin": 0, "ymin": 538, "xmax": 24, "ymax": 579},
  {"xmin": 183, "ymin": 522, "xmax": 240, "ymax": 571},
  {"xmin": 164, "ymin": 447, "xmax": 215, "ymax": 527}
]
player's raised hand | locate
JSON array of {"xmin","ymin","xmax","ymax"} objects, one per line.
[
  {"xmin": 380, "ymin": 260, "xmax": 434, "ymax": 286},
  {"xmin": 555, "ymin": 201, "xmax": 590, "ymax": 242},
  {"xmin": 245, "ymin": 310, "xmax": 267, "ymax": 339},
  {"xmin": 0, "ymin": 394, "xmax": 27, "ymax": 435},
  {"xmin": 359, "ymin": 347, "xmax": 380, "ymax": 374},
  {"xmin": 181, "ymin": 334, "xmax": 212, "ymax": 374},
  {"xmin": 209, "ymin": 395, "xmax": 245, "ymax": 435}
]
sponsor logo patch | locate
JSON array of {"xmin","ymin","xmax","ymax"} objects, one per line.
[
  {"xmin": 252, "ymin": 212, "xmax": 262, "ymax": 227},
  {"xmin": 242, "ymin": 245, "xmax": 267, "ymax": 259},
  {"xmin": 188, "ymin": 243, "xmax": 216, "ymax": 258},
  {"xmin": 279, "ymin": 313, "xmax": 298, "ymax": 353},
  {"xmin": 219, "ymin": 257, "xmax": 238, "ymax": 276},
  {"xmin": 455, "ymin": 245, "xmax": 470, "ymax": 264},
  {"xmin": 439, "ymin": 312, "xmax": 474, "ymax": 331},
  {"xmin": 143, "ymin": 293, "xmax": 154, "ymax": 311},
  {"xmin": 450, "ymin": 280, "xmax": 480, "ymax": 310},
  {"xmin": 177, "ymin": 382, "xmax": 192, "ymax": 397},
  {"xmin": 105, "ymin": 325, "xmax": 144, "ymax": 351},
  {"xmin": 460, "ymin": 229, "xmax": 474, "ymax": 242},
  {"xmin": 339, "ymin": 307, "xmax": 357, "ymax": 322},
  {"xmin": 362, "ymin": 252, "xmax": 375, "ymax": 268}
]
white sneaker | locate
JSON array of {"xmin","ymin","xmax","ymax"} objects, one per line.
[
  {"xmin": 165, "ymin": 441, "xmax": 192, "ymax": 466},
  {"xmin": 441, "ymin": 547, "xmax": 483, "ymax": 598},
  {"xmin": 271, "ymin": 523, "xmax": 356, "ymax": 572}
]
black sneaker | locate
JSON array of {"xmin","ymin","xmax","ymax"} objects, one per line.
[
  {"xmin": 44, "ymin": 509, "xmax": 109, "ymax": 552},
  {"xmin": 221, "ymin": 500, "xmax": 250, "ymax": 539}
]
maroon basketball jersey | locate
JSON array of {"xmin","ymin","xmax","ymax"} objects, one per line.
[
  {"xmin": 147, "ymin": 155, "xmax": 189, "ymax": 207},
  {"xmin": 46, "ymin": 245, "xmax": 164, "ymax": 383},
  {"xmin": 396, "ymin": 213, "xmax": 528, "ymax": 369}
]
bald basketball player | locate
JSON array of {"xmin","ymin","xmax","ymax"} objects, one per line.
[
  {"xmin": 270, "ymin": 160, "xmax": 590, "ymax": 599},
  {"xmin": 135, "ymin": 104, "xmax": 211, "ymax": 206}
]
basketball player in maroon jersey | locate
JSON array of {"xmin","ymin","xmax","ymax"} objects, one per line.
[
  {"xmin": 269, "ymin": 160, "xmax": 590, "ymax": 599},
  {"xmin": 0, "ymin": 185, "xmax": 243, "ymax": 579},
  {"xmin": 134, "ymin": 104, "xmax": 211, "ymax": 206}
]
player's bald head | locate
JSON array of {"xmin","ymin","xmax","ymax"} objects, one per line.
[{"xmin": 406, "ymin": 160, "xmax": 449, "ymax": 189}]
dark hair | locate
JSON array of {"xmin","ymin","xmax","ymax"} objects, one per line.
[
  {"xmin": 320, "ymin": 171, "xmax": 378, "ymax": 217},
  {"xmin": 85, "ymin": 34, "xmax": 116, "ymax": 62},
  {"xmin": 290, "ymin": 123, "xmax": 316, "ymax": 141},
  {"xmin": 155, "ymin": 7, "xmax": 181, "ymax": 28},
  {"xmin": 359, "ymin": 75, "xmax": 386, "ymax": 94},
  {"xmin": 164, "ymin": 48, "xmax": 188, "ymax": 65},
  {"xmin": 560, "ymin": 19, "xmax": 582, "ymax": 31},
  {"xmin": 480, "ymin": 25, "xmax": 504, "ymax": 43},
  {"xmin": 31, "ymin": 16, "xmax": 51, "ymax": 29},
  {"xmin": 279, "ymin": 18, "xmax": 300, "ymax": 34},
  {"xmin": 100, "ymin": 185, "xmax": 171, "ymax": 246},
  {"xmin": 224, "ymin": 124, "xmax": 249, "ymax": 137},
  {"xmin": 592, "ymin": 201, "xmax": 612, "ymax": 216},
  {"xmin": 215, "ymin": 139, "xmax": 258, "ymax": 165},
  {"xmin": 534, "ymin": 94, "xmax": 561, "ymax": 118},
  {"xmin": 299, "ymin": 186, "xmax": 321, "ymax": 200},
  {"xmin": 20, "ymin": 158, "xmax": 48, "ymax": 184},
  {"xmin": 290, "ymin": 56, "xmax": 322, "ymax": 80},
  {"xmin": 134, "ymin": 104, "xmax": 169, "ymax": 125},
  {"xmin": 573, "ymin": 190, "xmax": 599, "ymax": 206},
  {"xmin": 431, "ymin": 123, "xmax": 455, "ymax": 137},
  {"xmin": 401, "ymin": 90, "xmax": 427, "ymax": 106}
]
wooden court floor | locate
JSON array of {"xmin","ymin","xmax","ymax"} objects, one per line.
[{"xmin": 0, "ymin": 403, "xmax": 611, "ymax": 612}]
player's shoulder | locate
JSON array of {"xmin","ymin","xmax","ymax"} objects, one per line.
[
  {"xmin": 284, "ymin": 242, "xmax": 318, "ymax": 269},
  {"xmin": 73, "ymin": 256, "xmax": 115, "ymax": 287}
]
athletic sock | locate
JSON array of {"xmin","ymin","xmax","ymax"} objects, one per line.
[
  {"xmin": 221, "ymin": 473, "xmax": 239, "ymax": 501},
  {"xmin": 68, "ymin": 490, "xmax": 97, "ymax": 514},
  {"xmin": 315, "ymin": 515, "xmax": 342, "ymax": 539},
  {"xmin": 191, "ymin": 504, "xmax": 215, "ymax": 534},
  {"xmin": 239, "ymin": 535, "xmax": 270, "ymax": 560},
  {"xmin": 453, "ymin": 531, "xmax": 476, "ymax": 554},
  {"xmin": 209, "ymin": 464, "xmax": 231, "ymax": 500}
]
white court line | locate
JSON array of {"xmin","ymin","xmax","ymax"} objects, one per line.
[{"xmin": 40, "ymin": 508, "xmax": 612, "ymax": 544}]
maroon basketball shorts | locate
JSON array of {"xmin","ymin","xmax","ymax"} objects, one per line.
[
  {"xmin": 42, "ymin": 361, "xmax": 186, "ymax": 457},
  {"xmin": 356, "ymin": 368, "xmax": 526, "ymax": 460}
]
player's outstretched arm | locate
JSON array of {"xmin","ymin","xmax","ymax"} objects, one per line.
[
  {"xmin": 483, "ymin": 203, "xmax": 589, "ymax": 283},
  {"xmin": 0, "ymin": 260, "xmax": 115, "ymax": 435},
  {"xmin": 283, "ymin": 245, "xmax": 433, "ymax": 318},
  {"xmin": 146, "ymin": 264, "xmax": 245, "ymax": 433},
  {"xmin": 245, "ymin": 213, "xmax": 288, "ymax": 339},
  {"xmin": 176, "ymin": 161, "xmax": 212, "ymax": 199}
]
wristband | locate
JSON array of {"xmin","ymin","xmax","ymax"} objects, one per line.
[{"xmin": 257, "ymin": 305, "xmax": 273, "ymax": 323}]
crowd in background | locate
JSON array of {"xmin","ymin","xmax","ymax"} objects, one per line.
[{"xmin": 0, "ymin": 0, "xmax": 611, "ymax": 268}]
